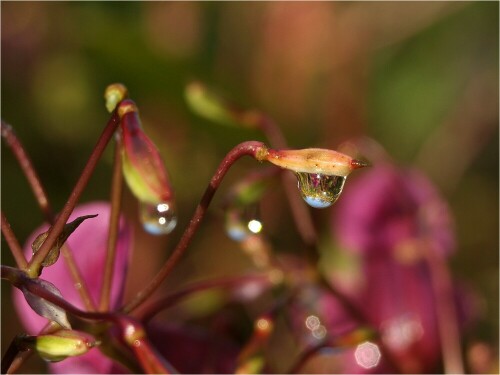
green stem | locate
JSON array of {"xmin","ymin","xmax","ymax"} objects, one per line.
[
  {"xmin": 27, "ymin": 112, "xmax": 120, "ymax": 277},
  {"xmin": 121, "ymin": 141, "xmax": 268, "ymax": 314},
  {"xmin": 99, "ymin": 138, "xmax": 124, "ymax": 312}
]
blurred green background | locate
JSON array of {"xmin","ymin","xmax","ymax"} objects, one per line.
[{"xmin": 2, "ymin": 2, "xmax": 498, "ymax": 373}]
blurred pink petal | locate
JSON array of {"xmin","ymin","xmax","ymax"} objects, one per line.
[
  {"xmin": 12, "ymin": 201, "xmax": 132, "ymax": 373},
  {"xmin": 333, "ymin": 164, "xmax": 455, "ymax": 258}
]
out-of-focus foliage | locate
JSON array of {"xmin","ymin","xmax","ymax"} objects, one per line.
[{"xmin": 2, "ymin": 2, "xmax": 498, "ymax": 373}]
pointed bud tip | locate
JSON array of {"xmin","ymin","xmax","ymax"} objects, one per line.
[
  {"xmin": 351, "ymin": 159, "xmax": 370, "ymax": 170},
  {"xmin": 117, "ymin": 99, "xmax": 138, "ymax": 119},
  {"xmin": 104, "ymin": 83, "xmax": 128, "ymax": 113}
]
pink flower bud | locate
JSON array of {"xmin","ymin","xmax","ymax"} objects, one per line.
[
  {"xmin": 118, "ymin": 100, "xmax": 175, "ymax": 205},
  {"xmin": 265, "ymin": 148, "xmax": 367, "ymax": 177}
]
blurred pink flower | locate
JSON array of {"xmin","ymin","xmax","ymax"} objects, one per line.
[
  {"xmin": 333, "ymin": 164, "xmax": 455, "ymax": 258},
  {"xmin": 13, "ymin": 201, "xmax": 132, "ymax": 373},
  {"xmin": 329, "ymin": 164, "xmax": 462, "ymax": 372}
]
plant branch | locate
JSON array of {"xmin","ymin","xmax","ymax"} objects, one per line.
[
  {"xmin": 1, "ymin": 212, "xmax": 28, "ymax": 269},
  {"xmin": 425, "ymin": 248, "xmax": 464, "ymax": 374},
  {"xmin": 139, "ymin": 274, "xmax": 271, "ymax": 322},
  {"xmin": 121, "ymin": 141, "xmax": 268, "ymax": 314},
  {"xmin": 27, "ymin": 112, "xmax": 120, "ymax": 277},
  {"xmin": 1, "ymin": 120, "xmax": 97, "ymax": 310},
  {"xmin": 99, "ymin": 138, "xmax": 124, "ymax": 312},
  {"xmin": 1, "ymin": 121, "xmax": 54, "ymax": 221},
  {"xmin": 256, "ymin": 115, "xmax": 318, "ymax": 256}
]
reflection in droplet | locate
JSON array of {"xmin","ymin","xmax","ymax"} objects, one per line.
[
  {"xmin": 354, "ymin": 341, "xmax": 381, "ymax": 369},
  {"xmin": 139, "ymin": 201, "xmax": 177, "ymax": 235},
  {"xmin": 247, "ymin": 219, "xmax": 263, "ymax": 234},
  {"xmin": 296, "ymin": 172, "xmax": 346, "ymax": 208},
  {"xmin": 225, "ymin": 206, "xmax": 263, "ymax": 242}
]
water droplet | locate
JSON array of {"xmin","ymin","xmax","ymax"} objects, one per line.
[
  {"xmin": 296, "ymin": 172, "xmax": 346, "ymax": 208},
  {"xmin": 139, "ymin": 201, "xmax": 177, "ymax": 235},
  {"xmin": 225, "ymin": 205, "xmax": 262, "ymax": 242}
]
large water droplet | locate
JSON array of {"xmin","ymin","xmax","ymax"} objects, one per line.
[
  {"xmin": 296, "ymin": 172, "xmax": 346, "ymax": 208},
  {"xmin": 139, "ymin": 202, "xmax": 177, "ymax": 235}
]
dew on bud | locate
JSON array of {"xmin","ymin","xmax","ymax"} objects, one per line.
[
  {"xmin": 139, "ymin": 202, "xmax": 177, "ymax": 235},
  {"xmin": 296, "ymin": 172, "xmax": 346, "ymax": 208}
]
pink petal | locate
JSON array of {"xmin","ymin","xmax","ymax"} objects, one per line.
[{"xmin": 13, "ymin": 201, "xmax": 132, "ymax": 333}]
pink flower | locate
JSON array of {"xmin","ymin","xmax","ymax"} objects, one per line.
[
  {"xmin": 13, "ymin": 201, "xmax": 132, "ymax": 373},
  {"xmin": 333, "ymin": 164, "xmax": 455, "ymax": 258}
]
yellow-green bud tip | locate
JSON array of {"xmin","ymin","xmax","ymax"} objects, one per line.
[{"xmin": 104, "ymin": 83, "xmax": 128, "ymax": 113}]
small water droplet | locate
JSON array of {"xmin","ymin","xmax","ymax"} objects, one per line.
[
  {"xmin": 139, "ymin": 201, "xmax": 177, "ymax": 235},
  {"xmin": 74, "ymin": 283, "xmax": 82, "ymax": 290},
  {"xmin": 225, "ymin": 205, "xmax": 262, "ymax": 242},
  {"xmin": 296, "ymin": 172, "xmax": 346, "ymax": 208}
]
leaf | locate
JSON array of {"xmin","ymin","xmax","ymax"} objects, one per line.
[
  {"xmin": 22, "ymin": 278, "xmax": 71, "ymax": 329},
  {"xmin": 31, "ymin": 214, "xmax": 98, "ymax": 267}
]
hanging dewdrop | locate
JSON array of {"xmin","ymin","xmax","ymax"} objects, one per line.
[{"xmin": 264, "ymin": 148, "xmax": 368, "ymax": 208}]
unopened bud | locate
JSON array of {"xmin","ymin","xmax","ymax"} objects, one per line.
[
  {"xmin": 104, "ymin": 83, "xmax": 128, "ymax": 113},
  {"xmin": 35, "ymin": 330, "xmax": 96, "ymax": 362},
  {"xmin": 265, "ymin": 148, "xmax": 368, "ymax": 177}
]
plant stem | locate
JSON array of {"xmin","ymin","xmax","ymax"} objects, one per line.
[
  {"xmin": 139, "ymin": 274, "xmax": 271, "ymax": 322},
  {"xmin": 121, "ymin": 141, "xmax": 268, "ymax": 314},
  {"xmin": 1, "ymin": 120, "xmax": 97, "ymax": 310},
  {"xmin": 27, "ymin": 112, "xmax": 120, "ymax": 277},
  {"xmin": 99, "ymin": 138, "xmax": 124, "ymax": 312},
  {"xmin": 256, "ymin": 115, "xmax": 318, "ymax": 253},
  {"xmin": 1, "ymin": 121, "xmax": 54, "ymax": 221},
  {"xmin": 3, "ymin": 321, "xmax": 60, "ymax": 374},
  {"xmin": 425, "ymin": 248, "xmax": 464, "ymax": 374},
  {"xmin": 1, "ymin": 212, "xmax": 28, "ymax": 269}
]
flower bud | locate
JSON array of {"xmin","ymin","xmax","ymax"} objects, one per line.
[
  {"xmin": 35, "ymin": 330, "xmax": 96, "ymax": 362},
  {"xmin": 117, "ymin": 100, "xmax": 177, "ymax": 235},
  {"xmin": 265, "ymin": 148, "xmax": 368, "ymax": 177},
  {"xmin": 118, "ymin": 100, "xmax": 174, "ymax": 205},
  {"xmin": 265, "ymin": 148, "xmax": 368, "ymax": 208},
  {"xmin": 185, "ymin": 81, "xmax": 260, "ymax": 129},
  {"xmin": 104, "ymin": 83, "xmax": 128, "ymax": 113}
]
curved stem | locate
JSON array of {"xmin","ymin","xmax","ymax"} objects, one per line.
[
  {"xmin": 139, "ymin": 274, "xmax": 270, "ymax": 322},
  {"xmin": 121, "ymin": 141, "xmax": 268, "ymax": 314},
  {"xmin": 1, "ymin": 212, "xmax": 28, "ymax": 269},
  {"xmin": 257, "ymin": 115, "xmax": 318, "ymax": 254},
  {"xmin": 99, "ymin": 138, "xmax": 124, "ymax": 312},
  {"xmin": 27, "ymin": 112, "xmax": 120, "ymax": 277}
]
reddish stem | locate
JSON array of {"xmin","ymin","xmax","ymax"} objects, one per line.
[
  {"xmin": 139, "ymin": 274, "xmax": 271, "ymax": 322},
  {"xmin": 121, "ymin": 141, "xmax": 268, "ymax": 313},
  {"xmin": 27, "ymin": 112, "xmax": 120, "ymax": 277},
  {"xmin": 1, "ymin": 121, "xmax": 54, "ymax": 221},
  {"xmin": 1, "ymin": 119, "xmax": 97, "ymax": 309},
  {"xmin": 99, "ymin": 138, "xmax": 124, "ymax": 312},
  {"xmin": 1, "ymin": 212, "xmax": 28, "ymax": 269},
  {"xmin": 257, "ymin": 115, "xmax": 318, "ymax": 252}
]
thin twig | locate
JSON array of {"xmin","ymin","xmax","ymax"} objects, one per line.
[
  {"xmin": 121, "ymin": 141, "xmax": 267, "ymax": 314},
  {"xmin": 27, "ymin": 112, "xmax": 120, "ymax": 277},
  {"xmin": 1, "ymin": 121, "xmax": 54, "ymax": 221},
  {"xmin": 1, "ymin": 120, "xmax": 98, "ymax": 310},
  {"xmin": 139, "ymin": 274, "xmax": 271, "ymax": 322},
  {"xmin": 257, "ymin": 115, "xmax": 318, "ymax": 250},
  {"xmin": 99, "ymin": 138, "xmax": 124, "ymax": 312},
  {"xmin": 1, "ymin": 212, "xmax": 28, "ymax": 269}
]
